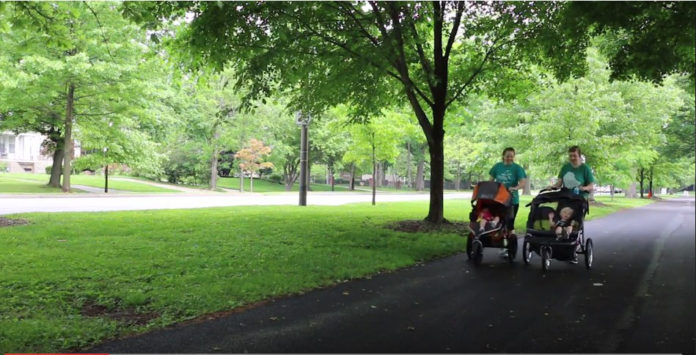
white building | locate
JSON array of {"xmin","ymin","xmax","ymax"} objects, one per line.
[{"xmin": 0, "ymin": 131, "xmax": 68, "ymax": 173}]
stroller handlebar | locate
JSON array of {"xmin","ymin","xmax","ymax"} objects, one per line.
[{"xmin": 539, "ymin": 187, "xmax": 561, "ymax": 193}]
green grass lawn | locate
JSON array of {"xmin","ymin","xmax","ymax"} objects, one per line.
[
  {"xmin": 216, "ymin": 177, "xmax": 353, "ymax": 192},
  {"xmin": 1, "ymin": 173, "xmax": 179, "ymax": 193},
  {"xmin": 660, "ymin": 191, "xmax": 694, "ymax": 198},
  {"xmin": 0, "ymin": 196, "xmax": 653, "ymax": 352},
  {"xmin": 0, "ymin": 175, "xmax": 64, "ymax": 193}
]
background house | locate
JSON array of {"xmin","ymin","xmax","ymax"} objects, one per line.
[{"xmin": 0, "ymin": 131, "xmax": 80, "ymax": 173}]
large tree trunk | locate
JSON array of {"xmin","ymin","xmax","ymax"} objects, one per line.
[
  {"xmin": 425, "ymin": 132, "xmax": 444, "ymax": 223},
  {"xmin": 639, "ymin": 168, "xmax": 645, "ymax": 198},
  {"xmin": 329, "ymin": 163, "xmax": 335, "ymax": 191},
  {"xmin": 284, "ymin": 158, "xmax": 300, "ymax": 191},
  {"xmin": 250, "ymin": 175, "xmax": 254, "ymax": 192},
  {"xmin": 61, "ymin": 83, "xmax": 75, "ymax": 193},
  {"xmin": 415, "ymin": 154, "xmax": 425, "ymax": 191},
  {"xmin": 406, "ymin": 142, "xmax": 412, "ymax": 189},
  {"xmin": 610, "ymin": 184, "xmax": 614, "ymax": 201},
  {"xmin": 523, "ymin": 163, "xmax": 531, "ymax": 195},
  {"xmin": 240, "ymin": 169, "xmax": 244, "ymax": 192},
  {"xmin": 209, "ymin": 129, "xmax": 220, "ymax": 190},
  {"xmin": 648, "ymin": 165, "xmax": 654, "ymax": 197},
  {"xmin": 48, "ymin": 142, "xmax": 64, "ymax": 188},
  {"xmin": 349, "ymin": 163, "xmax": 355, "ymax": 191},
  {"xmin": 625, "ymin": 182, "xmax": 637, "ymax": 198}
]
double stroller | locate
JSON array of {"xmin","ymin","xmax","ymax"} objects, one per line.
[
  {"xmin": 522, "ymin": 188, "xmax": 594, "ymax": 271},
  {"xmin": 466, "ymin": 181, "xmax": 518, "ymax": 265}
]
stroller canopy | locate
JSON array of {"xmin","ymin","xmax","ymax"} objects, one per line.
[{"xmin": 472, "ymin": 181, "xmax": 512, "ymax": 207}]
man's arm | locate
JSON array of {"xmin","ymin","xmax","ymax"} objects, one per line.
[
  {"xmin": 582, "ymin": 165, "xmax": 595, "ymax": 192},
  {"xmin": 581, "ymin": 183, "xmax": 594, "ymax": 192}
]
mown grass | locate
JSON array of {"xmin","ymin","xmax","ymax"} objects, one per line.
[
  {"xmin": 2, "ymin": 173, "xmax": 179, "ymax": 193},
  {"xmin": 0, "ymin": 196, "xmax": 652, "ymax": 352},
  {"xmin": 0, "ymin": 175, "xmax": 63, "ymax": 193},
  {"xmin": 216, "ymin": 177, "xmax": 352, "ymax": 192}
]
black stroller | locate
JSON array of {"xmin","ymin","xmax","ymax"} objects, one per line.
[
  {"xmin": 466, "ymin": 181, "xmax": 518, "ymax": 265},
  {"xmin": 522, "ymin": 188, "xmax": 593, "ymax": 271}
]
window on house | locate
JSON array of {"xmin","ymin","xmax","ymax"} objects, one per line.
[{"xmin": 9, "ymin": 143, "xmax": 15, "ymax": 154}]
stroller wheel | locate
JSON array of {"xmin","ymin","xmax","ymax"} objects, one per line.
[
  {"xmin": 585, "ymin": 238, "xmax": 594, "ymax": 270},
  {"xmin": 541, "ymin": 246, "xmax": 551, "ymax": 272},
  {"xmin": 507, "ymin": 236, "xmax": 517, "ymax": 263},
  {"xmin": 522, "ymin": 240, "xmax": 532, "ymax": 265},
  {"xmin": 472, "ymin": 240, "xmax": 483, "ymax": 266}
]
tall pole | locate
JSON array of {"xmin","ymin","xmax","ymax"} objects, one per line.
[
  {"xmin": 296, "ymin": 111, "xmax": 311, "ymax": 206},
  {"xmin": 299, "ymin": 124, "xmax": 308, "ymax": 205},
  {"xmin": 103, "ymin": 147, "xmax": 109, "ymax": 193}
]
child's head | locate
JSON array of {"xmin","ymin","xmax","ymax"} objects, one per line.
[{"xmin": 560, "ymin": 207, "xmax": 574, "ymax": 220}]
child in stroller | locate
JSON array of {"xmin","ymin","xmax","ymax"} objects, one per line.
[
  {"xmin": 546, "ymin": 206, "xmax": 579, "ymax": 240},
  {"xmin": 547, "ymin": 207, "xmax": 578, "ymax": 240},
  {"xmin": 477, "ymin": 207, "xmax": 501, "ymax": 235}
]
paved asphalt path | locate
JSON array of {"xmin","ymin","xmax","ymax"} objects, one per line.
[
  {"xmin": 0, "ymin": 191, "xmax": 470, "ymax": 215},
  {"xmin": 87, "ymin": 197, "xmax": 695, "ymax": 354}
]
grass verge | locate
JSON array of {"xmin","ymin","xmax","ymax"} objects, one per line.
[
  {"xmin": 215, "ymin": 177, "xmax": 353, "ymax": 192},
  {"xmin": 1, "ymin": 173, "xmax": 178, "ymax": 193},
  {"xmin": 0, "ymin": 196, "xmax": 653, "ymax": 352}
]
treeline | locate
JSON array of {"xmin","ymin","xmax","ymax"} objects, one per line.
[{"xmin": 0, "ymin": 3, "xmax": 692, "ymax": 196}]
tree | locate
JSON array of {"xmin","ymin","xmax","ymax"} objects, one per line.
[
  {"xmin": 312, "ymin": 108, "xmax": 351, "ymax": 191},
  {"xmin": 558, "ymin": 2, "xmax": 696, "ymax": 86},
  {"xmin": 235, "ymin": 139, "xmax": 274, "ymax": 192},
  {"xmin": 123, "ymin": 1, "xmax": 576, "ymax": 223},
  {"xmin": 2, "ymin": 3, "xmax": 162, "ymax": 191},
  {"xmin": 344, "ymin": 112, "xmax": 405, "ymax": 205}
]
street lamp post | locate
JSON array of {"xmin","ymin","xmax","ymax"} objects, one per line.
[
  {"xmin": 103, "ymin": 147, "xmax": 108, "ymax": 193},
  {"xmin": 295, "ymin": 111, "xmax": 312, "ymax": 206},
  {"xmin": 103, "ymin": 121, "xmax": 113, "ymax": 194}
]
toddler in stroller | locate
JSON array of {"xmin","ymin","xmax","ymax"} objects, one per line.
[
  {"xmin": 477, "ymin": 207, "xmax": 501, "ymax": 235},
  {"xmin": 546, "ymin": 206, "xmax": 579, "ymax": 240}
]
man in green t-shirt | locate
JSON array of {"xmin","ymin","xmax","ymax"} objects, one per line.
[{"xmin": 549, "ymin": 146, "xmax": 595, "ymax": 199}]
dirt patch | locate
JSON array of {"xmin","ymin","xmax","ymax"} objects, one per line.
[
  {"xmin": 81, "ymin": 301, "xmax": 159, "ymax": 326},
  {"xmin": 0, "ymin": 217, "xmax": 29, "ymax": 227},
  {"xmin": 386, "ymin": 220, "xmax": 470, "ymax": 234}
]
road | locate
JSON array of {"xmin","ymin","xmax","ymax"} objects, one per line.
[
  {"xmin": 0, "ymin": 191, "xmax": 471, "ymax": 215},
  {"xmin": 88, "ymin": 197, "xmax": 695, "ymax": 354}
]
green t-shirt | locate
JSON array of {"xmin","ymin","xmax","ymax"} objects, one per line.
[
  {"xmin": 558, "ymin": 163, "xmax": 595, "ymax": 199},
  {"xmin": 489, "ymin": 162, "xmax": 527, "ymax": 205}
]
